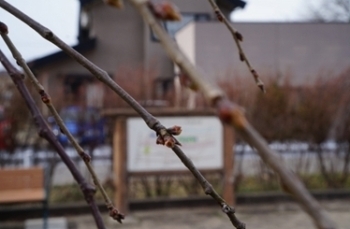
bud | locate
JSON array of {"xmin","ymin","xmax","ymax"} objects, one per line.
[
  {"xmin": 234, "ymin": 31, "xmax": 243, "ymax": 41},
  {"xmin": 239, "ymin": 52, "xmax": 245, "ymax": 62},
  {"xmin": 0, "ymin": 22, "xmax": 8, "ymax": 34},
  {"xmin": 148, "ymin": 1, "xmax": 181, "ymax": 21},
  {"xmin": 167, "ymin": 125, "xmax": 182, "ymax": 135},
  {"xmin": 179, "ymin": 72, "xmax": 198, "ymax": 91},
  {"xmin": 156, "ymin": 135, "xmax": 165, "ymax": 145},
  {"xmin": 104, "ymin": 0, "xmax": 123, "ymax": 9},
  {"xmin": 164, "ymin": 137, "xmax": 175, "ymax": 148},
  {"xmin": 215, "ymin": 10, "xmax": 223, "ymax": 22}
]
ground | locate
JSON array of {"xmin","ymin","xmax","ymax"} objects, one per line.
[{"xmin": 70, "ymin": 200, "xmax": 350, "ymax": 229}]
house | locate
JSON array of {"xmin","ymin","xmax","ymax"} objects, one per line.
[
  {"xmin": 29, "ymin": 0, "xmax": 246, "ymax": 109},
  {"xmin": 29, "ymin": 0, "xmax": 350, "ymax": 111}
]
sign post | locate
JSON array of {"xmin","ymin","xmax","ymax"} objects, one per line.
[{"xmin": 107, "ymin": 108, "xmax": 235, "ymax": 213}]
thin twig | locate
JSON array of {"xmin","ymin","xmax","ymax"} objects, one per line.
[
  {"xmin": 129, "ymin": 1, "xmax": 336, "ymax": 229},
  {"xmin": 0, "ymin": 1, "xmax": 246, "ymax": 227},
  {"xmin": 0, "ymin": 24, "xmax": 124, "ymax": 223},
  {"xmin": 207, "ymin": 0, "xmax": 265, "ymax": 92},
  {"xmin": 0, "ymin": 0, "xmax": 181, "ymax": 163},
  {"xmin": 0, "ymin": 48, "xmax": 106, "ymax": 229},
  {"xmin": 0, "ymin": 0, "xmax": 158, "ymax": 129}
]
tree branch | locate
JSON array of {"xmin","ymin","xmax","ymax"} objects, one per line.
[
  {"xmin": 129, "ymin": 1, "xmax": 337, "ymax": 229},
  {"xmin": 207, "ymin": 0, "xmax": 265, "ymax": 92},
  {"xmin": 0, "ymin": 49, "xmax": 106, "ymax": 229},
  {"xmin": 0, "ymin": 24, "xmax": 124, "ymax": 223}
]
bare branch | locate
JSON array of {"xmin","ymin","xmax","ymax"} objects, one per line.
[
  {"xmin": 129, "ymin": 1, "xmax": 337, "ymax": 229},
  {"xmin": 0, "ymin": 0, "xmax": 158, "ymax": 129},
  {"xmin": 0, "ymin": 48, "xmax": 106, "ymax": 229},
  {"xmin": 207, "ymin": 0, "xmax": 265, "ymax": 92},
  {"xmin": 0, "ymin": 23, "xmax": 124, "ymax": 223}
]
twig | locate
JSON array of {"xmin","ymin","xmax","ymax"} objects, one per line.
[
  {"xmin": 129, "ymin": 1, "xmax": 336, "ymax": 229},
  {"xmin": 0, "ymin": 21, "xmax": 124, "ymax": 223},
  {"xmin": 172, "ymin": 146, "xmax": 245, "ymax": 229},
  {"xmin": 0, "ymin": 50, "xmax": 106, "ymax": 229},
  {"xmin": 0, "ymin": 0, "xmax": 180, "ymax": 173},
  {"xmin": 207, "ymin": 0, "xmax": 265, "ymax": 92},
  {"xmin": 0, "ymin": 0, "xmax": 158, "ymax": 129},
  {"xmin": 0, "ymin": 1, "xmax": 246, "ymax": 228}
]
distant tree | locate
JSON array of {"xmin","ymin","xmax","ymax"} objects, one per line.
[{"xmin": 308, "ymin": 0, "xmax": 350, "ymax": 22}]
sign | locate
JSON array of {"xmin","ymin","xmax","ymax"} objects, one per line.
[{"xmin": 127, "ymin": 116, "xmax": 223, "ymax": 172}]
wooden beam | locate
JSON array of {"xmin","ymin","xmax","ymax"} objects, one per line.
[
  {"xmin": 223, "ymin": 124, "xmax": 235, "ymax": 206},
  {"xmin": 113, "ymin": 117, "xmax": 128, "ymax": 214}
]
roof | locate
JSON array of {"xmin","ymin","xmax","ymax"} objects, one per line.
[
  {"xmin": 28, "ymin": 38, "xmax": 97, "ymax": 70},
  {"xmin": 79, "ymin": 0, "xmax": 97, "ymax": 7},
  {"xmin": 217, "ymin": 0, "xmax": 246, "ymax": 11}
]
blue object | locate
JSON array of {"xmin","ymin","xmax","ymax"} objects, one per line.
[{"xmin": 48, "ymin": 106, "xmax": 105, "ymax": 147}]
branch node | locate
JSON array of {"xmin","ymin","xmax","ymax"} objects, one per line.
[
  {"xmin": 147, "ymin": 1, "xmax": 181, "ymax": 21},
  {"xmin": 222, "ymin": 204, "xmax": 235, "ymax": 214},
  {"xmin": 216, "ymin": 100, "xmax": 247, "ymax": 129},
  {"xmin": 166, "ymin": 125, "xmax": 182, "ymax": 135},
  {"xmin": 239, "ymin": 52, "xmax": 245, "ymax": 62},
  {"xmin": 81, "ymin": 151, "xmax": 92, "ymax": 163},
  {"xmin": 0, "ymin": 22, "xmax": 8, "ymax": 34},
  {"xmin": 155, "ymin": 125, "xmax": 182, "ymax": 148},
  {"xmin": 43, "ymin": 29, "xmax": 53, "ymax": 39},
  {"xmin": 39, "ymin": 90, "xmax": 51, "ymax": 104},
  {"xmin": 204, "ymin": 184, "xmax": 213, "ymax": 195},
  {"xmin": 215, "ymin": 10, "xmax": 223, "ymax": 22},
  {"xmin": 234, "ymin": 31, "xmax": 243, "ymax": 41},
  {"xmin": 251, "ymin": 69, "xmax": 266, "ymax": 93},
  {"xmin": 108, "ymin": 206, "xmax": 125, "ymax": 224}
]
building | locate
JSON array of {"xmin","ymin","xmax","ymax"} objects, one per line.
[{"xmin": 28, "ymin": 0, "xmax": 350, "ymax": 109}]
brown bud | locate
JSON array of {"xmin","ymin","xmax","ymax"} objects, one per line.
[
  {"xmin": 81, "ymin": 152, "xmax": 91, "ymax": 163},
  {"xmin": 167, "ymin": 125, "xmax": 182, "ymax": 135},
  {"xmin": 215, "ymin": 10, "xmax": 223, "ymax": 22},
  {"xmin": 39, "ymin": 90, "xmax": 51, "ymax": 104},
  {"xmin": 156, "ymin": 135, "xmax": 165, "ymax": 145},
  {"xmin": 0, "ymin": 22, "xmax": 8, "ymax": 34},
  {"xmin": 234, "ymin": 31, "xmax": 243, "ymax": 41},
  {"xmin": 109, "ymin": 207, "xmax": 125, "ymax": 223},
  {"xmin": 239, "ymin": 52, "xmax": 245, "ymax": 62},
  {"xmin": 258, "ymin": 82, "xmax": 266, "ymax": 93},
  {"xmin": 251, "ymin": 69, "xmax": 258, "ymax": 80},
  {"xmin": 164, "ymin": 137, "xmax": 175, "ymax": 148},
  {"xmin": 179, "ymin": 72, "xmax": 198, "ymax": 91},
  {"xmin": 148, "ymin": 1, "xmax": 181, "ymax": 21},
  {"xmin": 217, "ymin": 100, "xmax": 247, "ymax": 129},
  {"xmin": 104, "ymin": 0, "xmax": 123, "ymax": 9}
]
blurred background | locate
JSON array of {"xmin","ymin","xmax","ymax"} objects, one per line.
[{"xmin": 0, "ymin": 0, "xmax": 349, "ymax": 228}]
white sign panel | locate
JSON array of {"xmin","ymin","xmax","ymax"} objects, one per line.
[{"xmin": 127, "ymin": 116, "xmax": 223, "ymax": 172}]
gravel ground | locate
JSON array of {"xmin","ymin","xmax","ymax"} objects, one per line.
[{"xmin": 70, "ymin": 200, "xmax": 350, "ymax": 229}]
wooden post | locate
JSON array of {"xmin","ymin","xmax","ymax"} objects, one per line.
[
  {"xmin": 223, "ymin": 124, "xmax": 235, "ymax": 206},
  {"xmin": 113, "ymin": 117, "xmax": 128, "ymax": 214}
]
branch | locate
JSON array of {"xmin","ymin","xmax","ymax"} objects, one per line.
[
  {"xmin": 0, "ymin": 36, "xmax": 105, "ymax": 229},
  {"xmin": 129, "ymin": 1, "xmax": 337, "ymax": 229},
  {"xmin": 0, "ymin": 21, "xmax": 124, "ymax": 223},
  {"xmin": 0, "ymin": 0, "xmax": 158, "ymax": 129},
  {"xmin": 207, "ymin": 0, "xmax": 265, "ymax": 92},
  {"xmin": 0, "ymin": 1, "xmax": 246, "ymax": 228}
]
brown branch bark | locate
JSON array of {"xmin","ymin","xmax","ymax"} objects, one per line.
[
  {"xmin": 0, "ymin": 22, "xmax": 124, "ymax": 223},
  {"xmin": 207, "ymin": 0, "xmax": 265, "ymax": 92},
  {"xmin": 0, "ymin": 0, "xmax": 337, "ymax": 228},
  {"xmin": 0, "ymin": 49, "xmax": 106, "ymax": 229},
  {"xmin": 0, "ymin": 1, "xmax": 246, "ymax": 227},
  {"xmin": 129, "ymin": 1, "xmax": 337, "ymax": 229}
]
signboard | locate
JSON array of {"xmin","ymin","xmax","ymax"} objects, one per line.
[{"xmin": 127, "ymin": 116, "xmax": 223, "ymax": 172}]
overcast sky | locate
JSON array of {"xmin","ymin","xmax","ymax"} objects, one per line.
[{"xmin": 0, "ymin": 0, "xmax": 322, "ymax": 68}]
